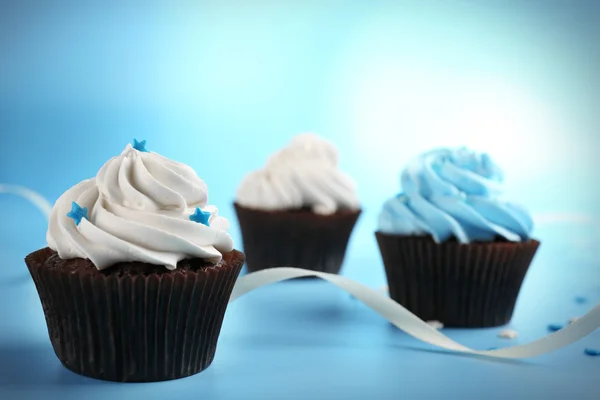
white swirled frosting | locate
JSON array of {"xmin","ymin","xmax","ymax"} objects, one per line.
[
  {"xmin": 46, "ymin": 144, "xmax": 234, "ymax": 270},
  {"xmin": 235, "ymin": 134, "xmax": 360, "ymax": 215}
]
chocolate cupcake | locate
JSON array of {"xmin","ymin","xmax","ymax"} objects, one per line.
[
  {"xmin": 376, "ymin": 147, "xmax": 540, "ymax": 328},
  {"xmin": 25, "ymin": 140, "xmax": 245, "ymax": 382},
  {"xmin": 235, "ymin": 134, "xmax": 361, "ymax": 274}
]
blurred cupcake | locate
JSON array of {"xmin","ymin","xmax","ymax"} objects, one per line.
[
  {"xmin": 25, "ymin": 140, "xmax": 245, "ymax": 382},
  {"xmin": 376, "ymin": 147, "xmax": 540, "ymax": 328},
  {"xmin": 235, "ymin": 133, "xmax": 361, "ymax": 274}
]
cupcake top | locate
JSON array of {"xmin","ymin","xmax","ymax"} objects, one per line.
[
  {"xmin": 378, "ymin": 147, "xmax": 533, "ymax": 243},
  {"xmin": 46, "ymin": 140, "xmax": 234, "ymax": 271},
  {"xmin": 235, "ymin": 133, "xmax": 360, "ymax": 215}
]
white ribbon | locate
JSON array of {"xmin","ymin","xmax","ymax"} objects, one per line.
[
  {"xmin": 0, "ymin": 183, "xmax": 52, "ymax": 220},
  {"xmin": 231, "ymin": 268, "xmax": 600, "ymax": 358},
  {"xmin": 3, "ymin": 183, "xmax": 599, "ymax": 359}
]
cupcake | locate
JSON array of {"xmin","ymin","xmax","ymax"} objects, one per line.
[
  {"xmin": 376, "ymin": 147, "xmax": 540, "ymax": 328},
  {"xmin": 234, "ymin": 133, "xmax": 361, "ymax": 274},
  {"xmin": 25, "ymin": 140, "xmax": 245, "ymax": 382}
]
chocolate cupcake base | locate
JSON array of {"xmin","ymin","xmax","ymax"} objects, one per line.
[
  {"xmin": 25, "ymin": 248, "xmax": 245, "ymax": 382},
  {"xmin": 234, "ymin": 203, "xmax": 360, "ymax": 275},
  {"xmin": 375, "ymin": 233, "xmax": 540, "ymax": 328}
]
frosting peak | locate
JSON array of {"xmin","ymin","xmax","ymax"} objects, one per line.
[
  {"xmin": 96, "ymin": 144, "xmax": 208, "ymax": 212},
  {"xmin": 46, "ymin": 143, "xmax": 234, "ymax": 270},
  {"xmin": 266, "ymin": 133, "xmax": 339, "ymax": 168},
  {"xmin": 379, "ymin": 147, "xmax": 533, "ymax": 243},
  {"xmin": 236, "ymin": 133, "xmax": 360, "ymax": 215}
]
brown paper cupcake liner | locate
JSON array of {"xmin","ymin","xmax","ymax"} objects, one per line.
[
  {"xmin": 375, "ymin": 233, "xmax": 540, "ymax": 328},
  {"xmin": 25, "ymin": 247, "xmax": 245, "ymax": 382},
  {"xmin": 234, "ymin": 203, "xmax": 360, "ymax": 275}
]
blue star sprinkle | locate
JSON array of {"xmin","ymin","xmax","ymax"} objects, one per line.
[
  {"xmin": 547, "ymin": 323, "xmax": 564, "ymax": 332},
  {"xmin": 584, "ymin": 348, "xmax": 600, "ymax": 356},
  {"xmin": 66, "ymin": 201, "xmax": 88, "ymax": 226},
  {"xmin": 575, "ymin": 296, "xmax": 588, "ymax": 304},
  {"xmin": 132, "ymin": 138, "xmax": 148, "ymax": 152},
  {"xmin": 189, "ymin": 207, "xmax": 211, "ymax": 226}
]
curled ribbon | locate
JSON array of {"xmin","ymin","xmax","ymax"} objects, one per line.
[
  {"xmin": 0, "ymin": 183, "xmax": 52, "ymax": 219},
  {"xmin": 231, "ymin": 268, "xmax": 600, "ymax": 358},
  {"xmin": 3, "ymin": 183, "xmax": 600, "ymax": 359}
]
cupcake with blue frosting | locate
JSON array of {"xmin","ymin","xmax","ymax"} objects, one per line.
[{"xmin": 376, "ymin": 147, "xmax": 540, "ymax": 327}]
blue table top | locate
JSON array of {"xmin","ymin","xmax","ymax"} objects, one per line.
[{"xmin": 1, "ymin": 195, "xmax": 599, "ymax": 400}]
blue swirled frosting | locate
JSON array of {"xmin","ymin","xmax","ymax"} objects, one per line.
[{"xmin": 378, "ymin": 147, "xmax": 533, "ymax": 243}]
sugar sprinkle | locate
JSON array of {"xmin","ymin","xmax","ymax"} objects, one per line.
[
  {"xmin": 584, "ymin": 348, "xmax": 600, "ymax": 356},
  {"xmin": 426, "ymin": 320, "xmax": 444, "ymax": 330},
  {"xmin": 547, "ymin": 323, "xmax": 564, "ymax": 332},
  {"xmin": 498, "ymin": 329, "xmax": 518, "ymax": 339}
]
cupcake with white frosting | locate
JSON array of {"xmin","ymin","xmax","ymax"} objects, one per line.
[
  {"xmin": 235, "ymin": 133, "xmax": 361, "ymax": 274},
  {"xmin": 376, "ymin": 147, "xmax": 540, "ymax": 327},
  {"xmin": 25, "ymin": 140, "xmax": 245, "ymax": 382}
]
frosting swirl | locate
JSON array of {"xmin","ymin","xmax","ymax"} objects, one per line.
[
  {"xmin": 46, "ymin": 144, "xmax": 234, "ymax": 270},
  {"xmin": 378, "ymin": 147, "xmax": 533, "ymax": 243},
  {"xmin": 235, "ymin": 134, "xmax": 360, "ymax": 215}
]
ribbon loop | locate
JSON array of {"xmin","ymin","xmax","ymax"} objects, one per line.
[{"xmin": 232, "ymin": 267, "xmax": 600, "ymax": 359}]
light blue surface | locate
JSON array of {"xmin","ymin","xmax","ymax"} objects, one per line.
[
  {"xmin": 1, "ymin": 194, "xmax": 600, "ymax": 399},
  {"xmin": 1, "ymin": 1, "xmax": 600, "ymax": 398}
]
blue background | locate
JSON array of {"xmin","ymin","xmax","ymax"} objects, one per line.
[{"xmin": 1, "ymin": 1, "xmax": 600, "ymax": 399}]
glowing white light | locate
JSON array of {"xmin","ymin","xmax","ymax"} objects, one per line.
[
  {"xmin": 345, "ymin": 64, "xmax": 564, "ymax": 183},
  {"xmin": 324, "ymin": 16, "xmax": 579, "ymax": 188}
]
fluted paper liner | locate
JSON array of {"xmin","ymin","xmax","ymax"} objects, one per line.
[
  {"xmin": 234, "ymin": 203, "xmax": 360, "ymax": 274},
  {"xmin": 375, "ymin": 233, "xmax": 540, "ymax": 328},
  {"xmin": 25, "ymin": 248, "xmax": 245, "ymax": 382}
]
